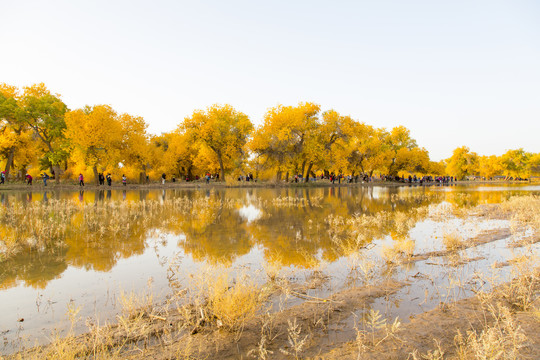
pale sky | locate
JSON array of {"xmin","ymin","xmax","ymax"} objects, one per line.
[{"xmin": 1, "ymin": 0, "xmax": 539, "ymax": 161}]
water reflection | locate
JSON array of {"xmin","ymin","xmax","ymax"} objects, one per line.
[{"xmin": 0, "ymin": 185, "xmax": 538, "ymax": 291}]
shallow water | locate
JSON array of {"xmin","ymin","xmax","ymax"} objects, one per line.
[{"xmin": 0, "ymin": 183, "xmax": 538, "ymax": 353}]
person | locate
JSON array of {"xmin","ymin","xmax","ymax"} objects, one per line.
[
  {"xmin": 25, "ymin": 174, "xmax": 33, "ymax": 185},
  {"xmin": 106, "ymin": 173, "xmax": 112, "ymax": 186},
  {"xmin": 122, "ymin": 174, "xmax": 127, "ymax": 186},
  {"xmin": 42, "ymin": 173, "xmax": 49, "ymax": 186},
  {"xmin": 0, "ymin": 171, "xmax": 5, "ymax": 185},
  {"xmin": 161, "ymin": 173, "xmax": 166, "ymax": 184},
  {"xmin": 99, "ymin": 173, "xmax": 105, "ymax": 185},
  {"xmin": 78, "ymin": 173, "xmax": 84, "ymax": 186}
]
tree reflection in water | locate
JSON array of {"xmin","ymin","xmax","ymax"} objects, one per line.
[{"xmin": 0, "ymin": 185, "xmax": 531, "ymax": 290}]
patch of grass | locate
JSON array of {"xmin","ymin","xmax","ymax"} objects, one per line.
[
  {"xmin": 442, "ymin": 231, "xmax": 464, "ymax": 252},
  {"xmin": 382, "ymin": 239, "xmax": 415, "ymax": 264},
  {"xmin": 455, "ymin": 304, "xmax": 527, "ymax": 360},
  {"xmin": 208, "ymin": 273, "xmax": 265, "ymax": 331},
  {"xmin": 499, "ymin": 254, "xmax": 539, "ymax": 311},
  {"xmin": 179, "ymin": 269, "xmax": 268, "ymax": 334}
]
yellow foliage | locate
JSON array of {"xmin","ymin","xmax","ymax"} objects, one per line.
[{"xmin": 182, "ymin": 104, "xmax": 253, "ymax": 180}]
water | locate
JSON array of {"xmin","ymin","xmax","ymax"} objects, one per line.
[{"xmin": 0, "ymin": 184, "xmax": 538, "ymax": 353}]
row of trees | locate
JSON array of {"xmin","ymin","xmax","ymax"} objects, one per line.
[
  {"xmin": 446, "ymin": 146, "xmax": 540, "ymax": 180},
  {"xmin": 1, "ymin": 83, "xmax": 538, "ymax": 184}
]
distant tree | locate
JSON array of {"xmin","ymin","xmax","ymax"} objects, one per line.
[
  {"xmin": 446, "ymin": 146, "xmax": 479, "ymax": 180},
  {"xmin": 119, "ymin": 113, "xmax": 151, "ymax": 183},
  {"xmin": 0, "ymin": 84, "xmax": 28, "ymax": 178},
  {"xmin": 386, "ymin": 126, "xmax": 419, "ymax": 176},
  {"xmin": 500, "ymin": 149, "xmax": 531, "ymax": 179},
  {"xmin": 478, "ymin": 155, "xmax": 503, "ymax": 179},
  {"xmin": 21, "ymin": 83, "xmax": 68, "ymax": 183},
  {"xmin": 527, "ymin": 153, "xmax": 540, "ymax": 178},
  {"xmin": 301, "ymin": 109, "xmax": 355, "ymax": 182},
  {"xmin": 64, "ymin": 105, "xmax": 124, "ymax": 184},
  {"xmin": 344, "ymin": 125, "xmax": 391, "ymax": 177},
  {"xmin": 250, "ymin": 102, "xmax": 319, "ymax": 181},
  {"xmin": 183, "ymin": 104, "xmax": 253, "ymax": 181}
]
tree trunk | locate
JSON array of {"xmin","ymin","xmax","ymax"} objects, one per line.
[
  {"xmin": 139, "ymin": 165, "xmax": 147, "ymax": 184},
  {"xmin": 285, "ymin": 171, "xmax": 289, "ymax": 182},
  {"xmin": 301, "ymin": 160, "xmax": 306, "ymax": 179},
  {"xmin": 41, "ymin": 139, "xmax": 61, "ymax": 184},
  {"xmin": 276, "ymin": 170, "xmax": 282, "ymax": 181},
  {"xmin": 217, "ymin": 154, "xmax": 225, "ymax": 182},
  {"xmin": 4, "ymin": 147, "xmax": 15, "ymax": 179},
  {"xmin": 53, "ymin": 165, "xmax": 61, "ymax": 183},
  {"xmin": 304, "ymin": 162, "xmax": 313, "ymax": 183},
  {"xmin": 93, "ymin": 165, "xmax": 99, "ymax": 185}
]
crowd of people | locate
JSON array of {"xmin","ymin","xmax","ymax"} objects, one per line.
[
  {"xmin": 279, "ymin": 172, "xmax": 458, "ymax": 185},
  {"xmin": 0, "ymin": 171, "xmax": 461, "ymax": 187}
]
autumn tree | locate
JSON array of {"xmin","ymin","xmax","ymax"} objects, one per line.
[
  {"xmin": 250, "ymin": 103, "xmax": 319, "ymax": 181},
  {"xmin": 500, "ymin": 149, "xmax": 531, "ymax": 179},
  {"xmin": 386, "ymin": 126, "xmax": 419, "ymax": 176},
  {"xmin": 301, "ymin": 109, "xmax": 355, "ymax": 182},
  {"xmin": 527, "ymin": 153, "xmax": 540, "ymax": 178},
  {"xmin": 344, "ymin": 125, "xmax": 391, "ymax": 177},
  {"xmin": 393, "ymin": 146, "xmax": 430, "ymax": 175},
  {"xmin": 446, "ymin": 146, "xmax": 479, "ymax": 179},
  {"xmin": 64, "ymin": 105, "xmax": 124, "ymax": 184},
  {"xmin": 0, "ymin": 84, "xmax": 29, "ymax": 178},
  {"xmin": 182, "ymin": 104, "xmax": 253, "ymax": 181},
  {"xmin": 478, "ymin": 155, "xmax": 503, "ymax": 179},
  {"xmin": 119, "ymin": 113, "xmax": 151, "ymax": 183},
  {"xmin": 161, "ymin": 130, "xmax": 199, "ymax": 179},
  {"xmin": 427, "ymin": 160, "xmax": 446, "ymax": 176},
  {"xmin": 21, "ymin": 83, "xmax": 68, "ymax": 183}
]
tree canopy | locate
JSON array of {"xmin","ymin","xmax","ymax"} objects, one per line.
[{"xmin": 1, "ymin": 83, "xmax": 538, "ymax": 183}]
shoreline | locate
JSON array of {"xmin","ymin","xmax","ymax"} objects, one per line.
[{"xmin": 0, "ymin": 180, "xmax": 536, "ymax": 193}]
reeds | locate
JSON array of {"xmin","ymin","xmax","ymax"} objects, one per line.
[
  {"xmin": 382, "ymin": 238, "xmax": 416, "ymax": 264},
  {"xmin": 4, "ymin": 193, "xmax": 540, "ymax": 359},
  {"xmin": 442, "ymin": 231, "xmax": 464, "ymax": 252}
]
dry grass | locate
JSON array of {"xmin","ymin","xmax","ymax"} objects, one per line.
[
  {"xmin": 207, "ymin": 273, "xmax": 265, "ymax": 331},
  {"xmin": 382, "ymin": 239, "xmax": 416, "ymax": 264},
  {"xmin": 355, "ymin": 309, "xmax": 402, "ymax": 354},
  {"xmin": 442, "ymin": 231, "xmax": 464, "ymax": 252},
  {"xmin": 499, "ymin": 195, "xmax": 540, "ymax": 230},
  {"xmin": 4, "ymin": 194, "xmax": 540, "ymax": 359},
  {"xmin": 454, "ymin": 304, "xmax": 527, "ymax": 360},
  {"xmin": 499, "ymin": 255, "xmax": 539, "ymax": 312},
  {"xmin": 173, "ymin": 268, "xmax": 269, "ymax": 335}
]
